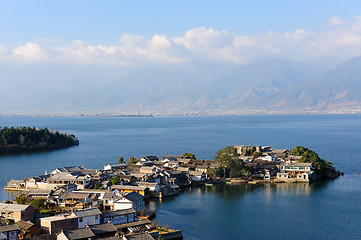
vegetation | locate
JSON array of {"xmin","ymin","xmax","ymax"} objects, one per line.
[
  {"xmin": 110, "ymin": 176, "xmax": 121, "ymax": 185},
  {"xmin": 128, "ymin": 156, "xmax": 138, "ymax": 164},
  {"xmin": 15, "ymin": 194, "xmax": 27, "ymax": 204},
  {"xmin": 214, "ymin": 146, "xmax": 252, "ymax": 178},
  {"xmin": 290, "ymin": 146, "xmax": 337, "ymax": 177},
  {"xmin": 30, "ymin": 198, "xmax": 46, "ymax": 209},
  {"xmin": 118, "ymin": 156, "xmax": 125, "ymax": 164},
  {"xmin": 0, "ymin": 126, "xmax": 78, "ymax": 154},
  {"xmin": 182, "ymin": 152, "xmax": 196, "ymax": 159}
]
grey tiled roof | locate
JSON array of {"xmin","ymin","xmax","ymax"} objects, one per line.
[
  {"xmin": 71, "ymin": 208, "xmax": 102, "ymax": 217},
  {"xmin": 124, "ymin": 232, "xmax": 154, "ymax": 240},
  {"xmin": 102, "ymin": 209, "xmax": 135, "ymax": 218},
  {"xmin": 123, "ymin": 192, "xmax": 143, "ymax": 202},
  {"xmin": 87, "ymin": 222, "xmax": 117, "ymax": 235},
  {"xmin": 62, "ymin": 228, "xmax": 95, "ymax": 240}
]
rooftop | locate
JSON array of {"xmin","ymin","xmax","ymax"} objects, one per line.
[{"xmin": 71, "ymin": 208, "xmax": 102, "ymax": 218}]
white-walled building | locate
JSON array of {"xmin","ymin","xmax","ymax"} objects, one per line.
[{"xmin": 70, "ymin": 208, "xmax": 101, "ymax": 229}]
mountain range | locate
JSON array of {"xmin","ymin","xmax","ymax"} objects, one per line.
[{"xmin": 2, "ymin": 56, "xmax": 361, "ymax": 115}]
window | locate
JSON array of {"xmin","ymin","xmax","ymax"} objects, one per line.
[
  {"xmin": 79, "ymin": 217, "xmax": 83, "ymax": 222},
  {"xmin": 95, "ymin": 215, "xmax": 98, "ymax": 220}
]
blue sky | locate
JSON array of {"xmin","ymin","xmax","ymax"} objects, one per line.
[
  {"xmin": 1, "ymin": 0, "xmax": 360, "ymax": 47},
  {"xmin": 1, "ymin": 1, "xmax": 361, "ymax": 71}
]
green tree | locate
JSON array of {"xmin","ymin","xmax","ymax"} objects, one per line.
[
  {"xmin": 290, "ymin": 146, "xmax": 308, "ymax": 156},
  {"xmin": 214, "ymin": 146, "xmax": 252, "ymax": 178},
  {"xmin": 110, "ymin": 176, "xmax": 121, "ymax": 185},
  {"xmin": 128, "ymin": 156, "xmax": 138, "ymax": 164},
  {"xmin": 118, "ymin": 156, "xmax": 124, "ymax": 164},
  {"xmin": 15, "ymin": 194, "xmax": 27, "ymax": 204},
  {"xmin": 252, "ymin": 151, "xmax": 261, "ymax": 158},
  {"xmin": 290, "ymin": 146, "xmax": 335, "ymax": 172},
  {"xmin": 30, "ymin": 198, "xmax": 46, "ymax": 209},
  {"xmin": 182, "ymin": 153, "xmax": 196, "ymax": 159}
]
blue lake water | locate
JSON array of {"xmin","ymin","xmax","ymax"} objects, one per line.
[{"xmin": 0, "ymin": 115, "xmax": 361, "ymax": 239}]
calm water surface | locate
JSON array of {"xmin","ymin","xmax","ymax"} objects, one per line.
[{"xmin": 0, "ymin": 115, "xmax": 361, "ymax": 239}]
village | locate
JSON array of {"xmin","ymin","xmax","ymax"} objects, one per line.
[{"xmin": 0, "ymin": 145, "xmax": 320, "ymax": 240}]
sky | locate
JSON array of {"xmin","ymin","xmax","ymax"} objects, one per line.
[
  {"xmin": 1, "ymin": 0, "xmax": 361, "ymax": 66},
  {"xmin": 1, "ymin": 1, "xmax": 361, "ymax": 114}
]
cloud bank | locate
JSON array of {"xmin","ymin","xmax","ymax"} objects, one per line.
[{"xmin": 2, "ymin": 16, "xmax": 361, "ymax": 65}]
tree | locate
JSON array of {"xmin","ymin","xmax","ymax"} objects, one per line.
[
  {"xmin": 30, "ymin": 198, "xmax": 46, "ymax": 209},
  {"xmin": 182, "ymin": 153, "xmax": 196, "ymax": 159},
  {"xmin": 110, "ymin": 176, "xmax": 121, "ymax": 185},
  {"xmin": 290, "ymin": 146, "xmax": 335, "ymax": 172},
  {"xmin": 214, "ymin": 146, "xmax": 251, "ymax": 178},
  {"xmin": 15, "ymin": 194, "xmax": 27, "ymax": 204},
  {"xmin": 290, "ymin": 146, "xmax": 308, "ymax": 156},
  {"xmin": 128, "ymin": 156, "xmax": 138, "ymax": 164},
  {"xmin": 118, "ymin": 156, "xmax": 124, "ymax": 164},
  {"xmin": 252, "ymin": 151, "xmax": 261, "ymax": 158}
]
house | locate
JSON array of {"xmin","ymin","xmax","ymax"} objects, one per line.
[
  {"xmin": 86, "ymin": 222, "xmax": 117, "ymax": 238},
  {"xmin": 102, "ymin": 209, "xmax": 136, "ymax": 225},
  {"xmin": 111, "ymin": 185, "xmax": 149, "ymax": 197},
  {"xmin": 51, "ymin": 166, "xmax": 86, "ymax": 175},
  {"xmin": 261, "ymin": 154, "xmax": 277, "ymax": 162},
  {"xmin": 103, "ymin": 164, "xmax": 126, "ymax": 171},
  {"xmin": 123, "ymin": 232, "xmax": 155, "ymax": 240},
  {"xmin": 278, "ymin": 163, "xmax": 314, "ymax": 182},
  {"xmin": 56, "ymin": 228, "xmax": 95, "ymax": 240},
  {"xmin": 195, "ymin": 164, "xmax": 209, "ymax": 172},
  {"xmin": 0, "ymin": 224, "xmax": 20, "ymax": 240},
  {"xmin": 21, "ymin": 189, "xmax": 53, "ymax": 200},
  {"xmin": 163, "ymin": 161, "xmax": 180, "ymax": 171},
  {"xmin": 188, "ymin": 171, "xmax": 206, "ymax": 182},
  {"xmin": 113, "ymin": 192, "xmax": 144, "ymax": 213},
  {"xmin": 0, "ymin": 203, "xmax": 35, "ymax": 222},
  {"xmin": 136, "ymin": 182, "xmax": 160, "ymax": 193},
  {"xmin": 40, "ymin": 214, "xmax": 78, "ymax": 234},
  {"xmin": 139, "ymin": 156, "xmax": 159, "ymax": 162},
  {"xmin": 15, "ymin": 220, "xmax": 40, "ymax": 239},
  {"xmin": 70, "ymin": 208, "xmax": 102, "ymax": 229},
  {"xmin": 115, "ymin": 219, "xmax": 153, "ymax": 235},
  {"xmin": 101, "ymin": 191, "xmax": 122, "ymax": 211},
  {"xmin": 279, "ymin": 163, "xmax": 313, "ymax": 173},
  {"xmin": 47, "ymin": 173, "xmax": 90, "ymax": 190},
  {"xmin": 139, "ymin": 166, "xmax": 160, "ymax": 174},
  {"xmin": 25, "ymin": 177, "xmax": 43, "ymax": 189},
  {"xmin": 58, "ymin": 192, "xmax": 98, "ymax": 210},
  {"xmin": 5, "ymin": 180, "xmax": 25, "ymax": 189}
]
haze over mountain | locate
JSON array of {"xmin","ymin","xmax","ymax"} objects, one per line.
[{"xmin": 1, "ymin": 56, "xmax": 361, "ymax": 115}]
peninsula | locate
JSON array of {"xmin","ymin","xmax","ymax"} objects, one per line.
[
  {"xmin": 0, "ymin": 126, "xmax": 79, "ymax": 154},
  {"xmin": 1, "ymin": 145, "xmax": 339, "ymax": 240}
]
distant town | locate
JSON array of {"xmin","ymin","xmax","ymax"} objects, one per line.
[{"xmin": 1, "ymin": 145, "xmax": 340, "ymax": 240}]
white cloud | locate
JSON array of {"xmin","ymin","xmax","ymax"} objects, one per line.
[
  {"xmin": 0, "ymin": 45, "xmax": 8, "ymax": 55},
  {"xmin": 173, "ymin": 27, "xmax": 231, "ymax": 50},
  {"xmin": 3, "ymin": 16, "xmax": 361, "ymax": 65},
  {"xmin": 284, "ymin": 29, "xmax": 310, "ymax": 43},
  {"xmin": 328, "ymin": 16, "xmax": 348, "ymax": 26},
  {"xmin": 12, "ymin": 43, "xmax": 48, "ymax": 62}
]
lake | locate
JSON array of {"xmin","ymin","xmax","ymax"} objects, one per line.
[{"xmin": 0, "ymin": 115, "xmax": 361, "ymax": 239}]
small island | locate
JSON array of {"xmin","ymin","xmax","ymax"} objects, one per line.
[
  {"xmin": 0, "ymin": 126, "xmax": 79, "ymax": 154},
  {"xmin": 209, "ymin": 145, "xmax": 340, "ymax": 183}
]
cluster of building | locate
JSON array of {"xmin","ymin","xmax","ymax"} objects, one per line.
[
  {"xmin": 234, "ymin": 145, "xmax": 314, "ymax": 182},
  {"xmin": 1, "ymin": 146, "xmax": 315, "ymax": 240},
  {"xmin": 2, "ymin": 161, "xmax": 193, "ymax": 240}
]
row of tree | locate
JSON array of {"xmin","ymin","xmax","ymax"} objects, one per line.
[{"xmin": 0, "ymin": 126, "xmax": 77, "ymax": 153}]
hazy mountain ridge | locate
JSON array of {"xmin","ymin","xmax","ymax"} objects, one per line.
[{"xmin": 1, "ymin": 57, "xmax": 361, "ymax": 115}]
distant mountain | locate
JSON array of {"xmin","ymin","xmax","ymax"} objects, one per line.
[{"xmin": 1, "ymin": 57, "xmax": 361, "ymax": 115}]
